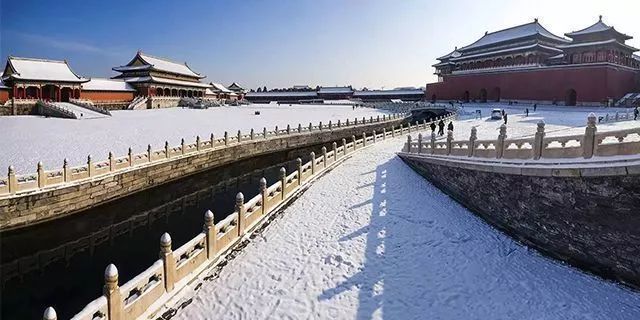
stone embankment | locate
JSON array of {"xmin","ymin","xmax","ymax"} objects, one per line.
[
  {"xmin": 398, "ymin": 114, "xmax": 640, "ymax": 289},
  {"xmin": 1, "ymin": 113, "xmax": 415, "ymax": 230}
]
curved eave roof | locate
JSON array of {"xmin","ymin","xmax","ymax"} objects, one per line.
[
  {"xmin": 558, "ymin": 39, "xmax": 638, "ymax": 52},
  {"xmin": 458, "ymin": 21, "xmax": 570, "ymax": 52},
  {"xmin": 115, "ymin": 51, "xmax": 206, "ymax": 79},
  {"xmin": 4, "ymin": 56, "xmax": 88, "ymax": 83},
  {"xmin": 565, "ymin": 20, "xmax": 632, "ymax": 40},
  {"xmin": 82, "ymin": 78, "xmax": 136, "ymax": 92}
]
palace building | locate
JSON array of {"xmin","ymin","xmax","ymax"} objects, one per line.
[
  {"xmin": 426, "ymin": 17, "xmax": 640, "ymax": 106},
  {"xmin": 112, "ymin": 51, "xmax": 210, "ymax": 98}
]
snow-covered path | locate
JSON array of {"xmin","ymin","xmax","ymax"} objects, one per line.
[{"xmin": 174, "ymin": 136, "xmax": 640, "ymax": 320}]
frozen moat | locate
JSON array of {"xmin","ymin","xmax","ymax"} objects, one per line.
[{"xmin": 0, "ymin": 104, "xmax": 389, "ymax": 173}]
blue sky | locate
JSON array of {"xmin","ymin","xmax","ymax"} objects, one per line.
[{"xmin": 1, "ymin": 0, "xmax": 638, "ymax": 90}]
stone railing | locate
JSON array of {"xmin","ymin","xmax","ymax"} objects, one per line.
[
  {"xmin": 36, "ymin": 100, "xmax": 77, "ymax": 119},
  {"xmin": 37, "ymin": 112, "xmax": 456, "ymax": 320},
  {"xmin": 69, "ymin": 99, "xmax": 112, "ymax": 116},
  {"xmin": 597, "ymin": 110, "xmax": 636, "ymax": 124},
  {"xmin": 403, "ymin": 113, "xmax": 640, "ymax": 160},
  {"xmin": 127, "ymin": 96, "xmax": 148, "ymax": 110},
  {"xmin": 0, "ymin": 113, "xmax": 411, "ymax": 197}
]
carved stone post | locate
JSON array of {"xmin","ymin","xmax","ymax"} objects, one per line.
[
  {"xmin": 147, "ymin": 145, "xmax": 153, "ymax": 162},
  {"xmin": 62, "ymin": 159, "xmax": 70, "ymax": 182},
  {"xmin": 430, "ymin": 132, "xmax": 436, "ymax": 154},
  {"xmin": 362, "ymin": 132, "xmax": 367, "ymax": 147},
  {"xmin": 355, "ymin": 118, "xmax": 358, "ymax": 125},
  {"xmin": 391, "ymin": 125, "xmax": 395, "ymax": 137},
  {"xmin": 337, "ymin": 120, "xmax": 341, "ymax": 127},
  {"xmin": 43, "ymin": 307, "xmax": 57, "ymax": 320},
  {"xmin": 296, "ymin": 158, "xmax": 302, "ymax": 185},
  {"xmin": 346, "ymin": 118, "xmax": 350, "ymax": 126},
  {"xmin": 319, "ymin": 121, "xmax": 323, "ymax": 131},
  {"xmin": 352, "ymin": 135, "xmax": 357, "ymax": 150},
  {"xmin": 370, "ymin": 116, "xmax": 373, "ymax": 123},
  {"xmin": 181, "ymin": 139, "xmax": 185, "ymax": 154},
  {"xmin": 236, "ymin": 192, "xmax": 245, "ymax": 237},
  {"xmin": 196, "ymin": 135, "xmax": 201, "ymax": 151},
  {"xmin": 377, "ymin": 115, "xmax": 380, "ymax": 122},
  {"xmin": 276, "ymin": 167, "xmax": 285, "ymax": 200},
  {"xmin": 533, "ymin": 121, "xmax": 545, "ymax": 160},
  {"xmin": 329, "ymin": 121, "xmax": 332, "ymax": 130},
  {"xmin": 446, "ymin": 130, "xmax": 453, "ymax": 155},
  {"xmin": 332, "ymin": 142, "xmax": 338, "ymax": 161},
  {"xmin": 263, "ymin": 127, "xmax": 267, "ymax": 138},
  {"xmin": 287, "ymin": 124, "xmax": 291, "ymax": 134},
  {"xmin": 224, "ymin": 131, "xmax": 229, "ymax": 145},
  {"xmin": 237, "ymin": 130, "xmax": 242, "ymax": 143},
  {"xmin": 275, "ymin": 126, "xmax": 279, "ymax": 136},
  {"xmin": 583, "ymin": 113, "xmax": 597, "ymax": 159},
  {"xmin": 164, "ymin": 141, "xmax": 170, "ymax": 158},
  {"xmin": 8, "ymin": 166, "xmax": 16, "ymax": 194},
  {"xmin": 87, "ymin": 156, "xmax": 93, "ymax": 177},
  {"xmin": 309, "ymin": 122, "xmax": 313, "ymax": 131},
  {"xmin": 159, "ymin": 233, "xmax": 176, "ymax": 292},
  {"xmin": 204, "ymin": 210, "xmax": 216, "ymax": 258},
  {"xmin": 104, "ymin": 264, "xmax": 123, "ymax": 320},
  {"xmin": 250, "ymin": 128, "xmax": 255, "ymax": 140},
  {"xmin": 496, "ymin": 124, "xmax": 507, "ymax": 159},
  {"xmin": 322, "ymin": 146, "xmax": 327, "ymax": 168},
  {"xmin": 310, "ymin": 152, "xmax": 316, "ymax": 174},
  {"xmin": 128, "ymin": 148, "xmax": 133, "ymax": 166},
  {"xmin": 469, "ymin": 127, "xmax": 477, "ymax": 157},
  {"xmin": 407, "ymin": 135, "xmax": 412, "ymax": 153},
  {"xmin": 108, "ymin": 151, "xmax": 115, "ymax": 171},
  {"xmin": 382, "ymin": 128, "xmax": 386, "ymax": 140},
  {"xmin": 298, "ymin": 123, "xmax": 302, "ymax": 133},
  {"xmin": 417, "ymin": 133, "xmax": 423, "ymax": 154},
  {"xmin": 210, "ymin": 133, "xmax": 215, "ymax": 147},
  {"xmin": 342, "ymin": 138, "xmax": 347, "ymax": 155},
  {"xmin": 260, "ymin": 177, "xmax": 268, "ymax": 212},
  {"xmin": 373, "ymin": 130, "xmax": 377, "ymax": 143}
]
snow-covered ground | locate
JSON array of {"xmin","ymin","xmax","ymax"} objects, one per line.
[
  {"xmin": 0, "ymin": 104, "xmax": 388, "ymax": 173},
  {"xmin": 172, "ymin": 135, "xmax": 640, "ymax": 320}
]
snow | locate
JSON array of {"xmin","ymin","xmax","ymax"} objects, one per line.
[
  {"xmin": 82, "ymin": 78, "xmax": 135, "ymax": 92},
  {"xmin": 172, "ymin": 133, "xmax": 640, "ymax": 320},
  {"xmin": 353, "ymin": 89, "xmax": 424, "ymax": 97},
  {"xmin": 209, "ymin": 82, "xmax": 232, "ymax": 93},
  {"xmin": 566, "ymin": 20, "xmax": 612, "ymax": 37},
  {"xmin": 52, "ymin": 102, "xmax": 108, "ymax": 120},
  {"xmin": 6, "ymin": 57, "xmax": 86, "ymax": 82},
  {"xmin": 126, "ymin": 75, "xmax": 211, "ymax": 88},
  {"xmin": 0, "ymin": 104, "xmax": 389, "ymax": 173},
  {"xmin": 458, "ymin": 21, "xmax": 569, "ymax": 52},
  {"xmin": 138, "ymin": 52, "xmax": 202, "ymax": 78},
  {"xmin": 245, "ymin": 91, "xmax": 318, "ymax": 98}
]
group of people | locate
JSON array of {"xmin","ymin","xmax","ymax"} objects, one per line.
[{"xmin": 430, "ymin": 119, "xmax": 454, "ymax": 136}]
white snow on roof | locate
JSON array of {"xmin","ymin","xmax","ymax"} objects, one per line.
[
  {"xmin": 124, "ymin": 76, "xmax": 211, "ymax": 88},
  {"xmin": 138, "ymin": 52, "xmax": 202, "ymax": 78},
  {"xmin": 565, "ymin": 19, "xmax": 626, "ymax": 38},
  {"xmin": 82, "ymin": 78, "xmax": 135, "ymax": 91},
  {"xmin": 634, "ymin": 54, "xmax": 640, "ymax": 61},
  {"xmin": 5, "ymin": 57, "xmax": 86, "ymax": 82},
  {"xmin": 459, "ymin": 21, "xmax": 569, "ymax": 52},
  {"xmin": 205, "ymin": 88, "xmax": 215, "ymax": 95},
  {"xmin": 245, "ymin": 91, "xmax": 318, "ymax": 97},
  {"xmin": 452, "ymin": 44, "xmax": 562, "ymax": 61},
  {"xmin": 318, "ymin": 87, "xmax": 353, "ymax": 94},
  {"xmin": 558, "ymin": 39, "xmax": 638, "ymax": 51},
  {"xmin": 353, "ymin": 89, "xmax": 424, "ymax": 96},
  {"xmin": 210, "ymin": 82, "xmax": 232, "ymax": 93}
]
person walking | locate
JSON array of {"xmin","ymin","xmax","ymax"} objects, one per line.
[
  {"xmin": 525, "ymin": 108, "xmax": 529, "ymax": 117},
  {"xmin": 430, "ymin": 121, "xmax": 436, "ymax": 133},
  {"xmin": 438, "ymin": 120, "xmax": 445, "ymax": 136},
  {"xmin": 503, "ymin": 112, "xmax": 508, "ymax": 125},
  {"xmin": 447, "ymin": 121, "xmax": 454, "ymax": 133},
  {"xmin": 533, "ymin": 103, "xmax": 537, "ymax": 112},
  {"xmin": 634, "ymin": 106, "xmax": 639, "ymax": 120}
]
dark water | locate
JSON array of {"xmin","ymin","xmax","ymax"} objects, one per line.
[{"xmin": 0, "ymin": 143, "xmax": 329, "ymax": 320}]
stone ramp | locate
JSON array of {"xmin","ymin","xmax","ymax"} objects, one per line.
[{"xmin": 53, "ymin": 102, "xmax": 109, "ymax": 119}]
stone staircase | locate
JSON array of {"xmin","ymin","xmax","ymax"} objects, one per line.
[
  {"xmin": 616, "ymin": 93, "xmax": 640, "ymax": 107},
  {"xmin": 127, "ymin": 96, "xmax": 148, "ymax": 110},
  {"xmin": 52, "ymin": 102, "xmax": 109, "ymax": 119}
]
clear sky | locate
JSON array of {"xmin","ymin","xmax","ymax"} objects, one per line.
[{"xmin": 1, "ymin": 0, "xmax": 638, "ymax": 90}]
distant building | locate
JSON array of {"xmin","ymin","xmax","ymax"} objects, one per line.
[
  {"xmin": 80, "ymin": 78, "xmax": 136, "ymax": 102},
  {"xmin": 426, "ymin": 17, "xmax": 640, "ymax": 105},
  {"xmin": 245, "ymin": 86, "xmax": 424, "ymax": 103},
  {"xmin": 210, "ymin": 82, "xmax": 237, "ymax": 100},
  {"xmin": 112, "ymin": 51, "xmax": 210, "ymax": 98}
]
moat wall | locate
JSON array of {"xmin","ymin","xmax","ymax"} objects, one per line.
[
  {"xmin": 399, "ymin": 154, "xmax": 640, "ymax": 289},
  {"xmin": 0, "ymin": 118, "xmax": 405, "ymax": 230}
]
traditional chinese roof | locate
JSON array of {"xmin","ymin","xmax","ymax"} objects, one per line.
[
  {"xmin": 318, "ymin": 86, "xmax": 353, "ymax": 94},
  {"xmin": 113, "ymin": 51, "xmax": 205, "ymax": 79},
  {"xmin": 452, "ymin": 43, "xmax": 562, "ymax": 61},
  {"xmin": 0, "ymin": 73, "xmax": 7, "ymax": 89},
  {"xmin": 245, "ymin": 91, "xmax": 318, "ymax": 98},
  {"xmin": 437, "ymin": 48, "xmax": 462, "ymax": 61},
  {"xmin": 458, "ymin": 20, "xmax": 569, "ymax": 52},
  {"xmin": 124, "ymin": 76, "xmax": 211, "ymax": 88},
  {"xmin": 565, "ymin": 16, "xmax": 632, "ymax": 40},
  {"xmin": 2, "ymin": 56, "xmax": 88, "ymax": 83},
  {"xmin": 353, "ymin": 89, "xmax": 424, "ymax": 96},
  {"xmin": 227, "ymin": 82, "xmax": 245, "ymax": 92},
  {"xmin": 82, "ymin": 78, "xmax": 136, "ymax": 91},
  {"xmin": 210, "ymin": 82, "xmax": 232, "ymax": 93},
  {"xmin": 558, "ymin": 39, "xmax": 638, "ymax": 51}
]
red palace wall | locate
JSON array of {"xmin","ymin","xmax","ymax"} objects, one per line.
[
  {"xmin": 0, "ymin": 89, "xmax": 9, "ymax": 104},
  {"xmin": 426, "ymin": 64, "xmax": 640, "ymax": 105},
  {"xmin": 80, "ymin": 91, "xmax": 135, "ymax": 102}
]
